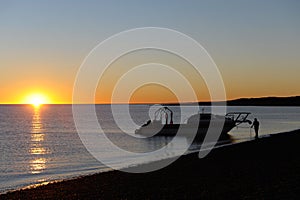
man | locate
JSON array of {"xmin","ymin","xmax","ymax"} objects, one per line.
[{"xmin": 251, "ymin": 118, "xmax": 260, "ymax": 139}]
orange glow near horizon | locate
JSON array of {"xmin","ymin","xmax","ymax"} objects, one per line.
[{"xmin": 23, "ymin": 93, "xmax": 50, "ymax": 107}]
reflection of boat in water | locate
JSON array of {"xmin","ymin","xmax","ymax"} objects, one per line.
[{"xmin": 135, "ymin": 106, "xmax": 252, "ymax": 141}]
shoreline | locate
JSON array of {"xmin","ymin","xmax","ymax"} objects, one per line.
[
  {"xmin": 0, "ymin": 130, "xmax": 269, "ymax": 194},
  {"xmin": 2, "ymin": 129, "xmax": 300, "ymax": 199}
]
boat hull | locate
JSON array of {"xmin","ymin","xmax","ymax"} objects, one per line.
[{"xmin": 135, "ymin": 122, "xmax": 235, "ymax": 141}]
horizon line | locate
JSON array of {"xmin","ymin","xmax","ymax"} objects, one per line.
[{"xmin": 1, "ymin": 95, "xmax": 299, "ymax": 105}]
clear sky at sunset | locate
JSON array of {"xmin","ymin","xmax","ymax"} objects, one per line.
[{"xmin": 0, "ymin": 0, "xmax": 299, "ymax": 104}]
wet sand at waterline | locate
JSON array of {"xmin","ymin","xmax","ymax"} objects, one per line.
[{"xmin": 2, "ymin": 129, "xmax": 300, "ymax": 199}]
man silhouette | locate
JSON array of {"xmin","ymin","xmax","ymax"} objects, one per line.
[{"xmin": 251, "ymin": 118, "xmax": 260, "ymax": 139}]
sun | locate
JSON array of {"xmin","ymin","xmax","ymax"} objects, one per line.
[{"xmin": 25, "ymin": 94, "xmax": 49, "ymax": 107}]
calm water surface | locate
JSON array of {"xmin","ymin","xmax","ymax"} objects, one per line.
[{"xmin": 0, "ymin": 105, "xmax": 299, "ymax": 193}]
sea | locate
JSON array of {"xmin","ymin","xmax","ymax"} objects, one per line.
[{"xmin": 0, "ymin": 105, "xmax": 300, "ymax": 193}]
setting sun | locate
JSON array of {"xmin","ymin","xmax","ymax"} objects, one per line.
[{"xmin": 24, "ymin": 94, "xmax": 49, "ymax": 107}]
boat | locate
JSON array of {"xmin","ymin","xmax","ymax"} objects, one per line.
[{"xmin": 135, "ymin": 106, "xmax": 252, "ymax": 141}]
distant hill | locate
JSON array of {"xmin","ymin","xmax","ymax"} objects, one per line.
[
  {"xmin": 195, "ymin": 96, "xmax": 300, "ymax": 106},
  {"xmin": 225, "ymin": 96, "xmax": 300, "ymax": 106},
  {"xmin": 163, "ymin": 96, "xmax": 300, "ymax": 106}
]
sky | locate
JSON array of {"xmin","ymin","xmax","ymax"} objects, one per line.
[{"xmin": 0, "ymin": 0, "xmax": 299, "ymax": 104}]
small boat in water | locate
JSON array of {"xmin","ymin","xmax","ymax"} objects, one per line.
[{"xmin": 135, "ymin": 106, "xmax": 252, "ymax": 140}]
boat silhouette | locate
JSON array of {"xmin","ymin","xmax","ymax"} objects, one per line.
[{"xmin": 135, "ymin": 106, "xmax": 252, "ymax": 141}]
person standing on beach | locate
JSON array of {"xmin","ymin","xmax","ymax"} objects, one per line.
[{"xmin": 251, "ymin": 118, "xmax": 260, "ymax": 139}]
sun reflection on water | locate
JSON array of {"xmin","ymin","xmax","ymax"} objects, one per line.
[
  {"xmin": 31, "ymin": 133, "xmax": 44, "ymax": 142},
  {"xmin": 30, "ymin": 158, "xmax": 46, "ymax": 174},
  {"xmin": 30, "ymin": 107, "xmax": 48, "ymax": 174},
  {"xmin": 30, "ymin": 146, "xmax": 47, "ymax": 155}
]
